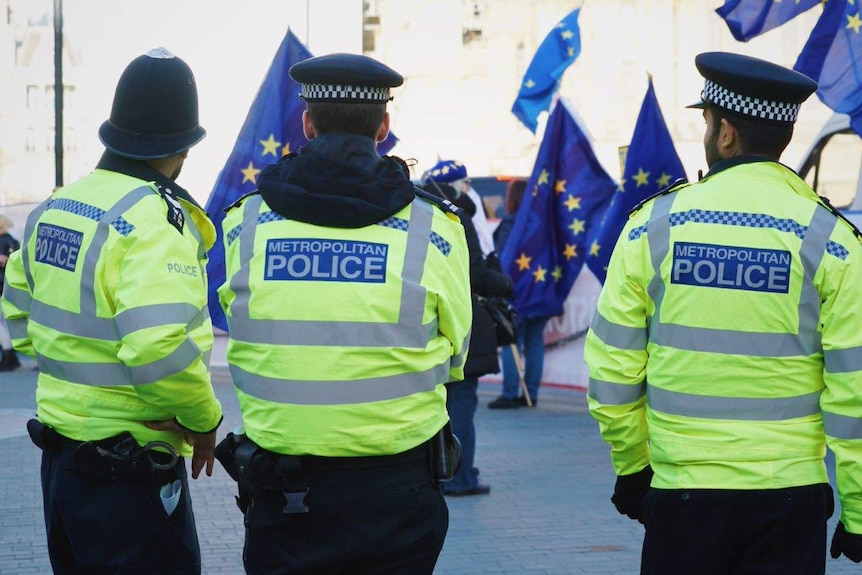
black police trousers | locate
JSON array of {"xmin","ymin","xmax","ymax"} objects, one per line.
[
  {"xmin": 640, "ymin": 483, "xmax": 834, "ymax": 575},
  {"xmin": 40, "ymin": 440, "xmax": 201, "ymax": 574},
  {"xmin": 242, "ymin": 444, "xmax": 449, "ymax": 575}
]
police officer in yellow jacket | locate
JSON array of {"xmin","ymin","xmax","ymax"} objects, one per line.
[
  {"xmin": 585, "ymin": 52, "xmax": 862, "ymax": 574},
  {"xmin": 215, "ymin": 53, "xmax": 472, "ymax": 575},
  {"xmin": 0, "ymin": 48, "xmax": 222, "ymax": 574}
]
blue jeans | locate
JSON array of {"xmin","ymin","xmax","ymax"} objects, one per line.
[
  {"xmin": 445, "ymin": 377, "xmax": 479, "ymax": 491},
  {"xmin": 500, "ymin": 316, "xmax": 550, "ymax": 401}
]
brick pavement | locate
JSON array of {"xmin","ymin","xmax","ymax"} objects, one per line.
[{"xmin": 0, "ymin": 355, "xmax": 857, "ymax": 574}]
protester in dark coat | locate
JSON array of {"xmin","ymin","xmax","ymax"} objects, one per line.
[{"xmin": 421, "ymin": 181, "xmax": 512, "ymax": 496}]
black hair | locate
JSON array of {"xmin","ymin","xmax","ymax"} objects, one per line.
[
  {"xmin": 709, "ymin": 104, "xmax": 793, "ymax": 160},
  {"xmin": 306, "ymin": 102, "xmax": 386, "ymax": 139}
]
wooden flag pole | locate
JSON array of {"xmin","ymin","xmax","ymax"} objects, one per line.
[{"xmin": 509, "ymin": 343, "xmax": 532, "ymax": 407}]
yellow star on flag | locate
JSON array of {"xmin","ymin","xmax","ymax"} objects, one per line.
[
  {"xmin": 551, "ymin": 266, "xmax": 563, "ymax": 281},
  {"xmin": 590, "ymin": 241, "xmax": 600, "ymax": 256},
  {"xmin": 525, "ymin": 79, "xmax": 536, "ymax": 89},
  {"xmin": 260, "ymin": 134, "xmax": 282, "ymax": 157},
  {"xmin": 555, "ymin": 179, "xmax": 567, "ymax": 194},
  {"xmin": 516, "ymin": 252, "xmax": 532, "ymax": 271},
  {"xmin": 533, "ymin": 265, "xmax": 547, "ymax": 283},
  {"xmin": 561, "ymin": 30, "xmax": 574, "ymax": 40},
  {"xmin": 537, "ymin": 169, "xmax": 550, "ymax": 185},
  {"xmin": 568, "ymin": 47, "xmax": 575, "ymax": 58},
  {"xmin": 241, "ymin": 161, "xmax": 261, "ymax": 184},
  {"xmin": 657, "ymin": 172, "xmax": 672, "ymax": 188},
  {"xmin": 633, "ymin": 167, "xmax": 650, "ymax": 187},
  {"xmin": 847, "ymin": 11, "xmax": 862, "ymax": 33},
  {"xmin": 563, "ymin": 244, "xmax": 577, "ymax": 260},
  {"xmin": 569, "ymin": 218, "xmax": 585, "ymax": 235},
  {"xmin": 564, "ymin": 195, "xmax": 581, "ymax": 211},
  {"xmin": 282, "ymin": 142, "xmax": 291, "ymax": 157},
  {"xmin": 617, "ymin": 178, "xmax": 626, "ymax": 192}
]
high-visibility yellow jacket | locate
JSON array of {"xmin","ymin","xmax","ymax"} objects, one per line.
[
  {"xmin": 585, "ymin": 157, "xmax": 862, "ymax": 532},
  {"xmin": 219, "ymin": 191, "xmax": 472, "ymax": 457},
  {"xmin": 1, "ymin": 157, "xmax": 222, "ymax": 456}
]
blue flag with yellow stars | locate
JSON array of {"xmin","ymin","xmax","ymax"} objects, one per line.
[
  {"xmin": 715, "ymin": 0, "xmax": 822, "ymax": 42},
  {"xmin": 586, "ymin": 78, "xmax": 686, "ymax": 285},
  {"xmin": 500, "ymin": 101, "xmax": 617, "ymax": 319},
  {"xmin": 795, "ymin": 0, "xmax": 862, "ymax": 136},
  {"xmin": 511, "ymin": 6, "xmax": 581, "ymax": 133},
  {"xmin": 204, "ymin": 28, "xmax": 398, "ymax": 331}
]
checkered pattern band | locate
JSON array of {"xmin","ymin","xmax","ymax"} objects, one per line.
[
  {"xmin": 701, "ymin": 79, "xmax": 799, "ymax": 123},
  {"xmin": 301, "ymin": 83, "xmax": 392, "ymax": 103}
]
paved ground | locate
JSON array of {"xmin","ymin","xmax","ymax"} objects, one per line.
[{"xmin": 0, "ymin": 350, "xmax": 857, "ymax": 574}]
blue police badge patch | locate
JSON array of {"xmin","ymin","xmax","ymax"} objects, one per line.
[
  {"xmin": 35, "ymin": 223, "xmax": 83, "ymax": 272},
  {"xmin": 264, "ymin": 238, "xmax": 387, "ymax": 283},
  {"xmin": 671, "ymin": 242, "xmax": 791, "ymax": 293}
]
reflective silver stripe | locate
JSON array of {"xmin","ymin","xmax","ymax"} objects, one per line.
[
  {"xmin": 21, "ymin": 198, "xmax": 52, "ymax": 292},
  {"xmin": 38, "ymin": 337, "xmax": 201, "ymax": 386},
  {"xmin": 647, "ymin": 385, "xmax": 821, "ymax": 420},
  {"xmin": 115, "ymin": 303, "xmax": 206, "ymax": 338},
  {"xmin": 647, "ymin": 200, "xmax": 831, "ymax": 357},
  {"xmin": 2, "ymin": 284, "xmax": 31, "ymax": 313},
  {"xmin": 227, "ymin": 199, "xmax": 438, "ymax": 348},
  {"xmin": 645, "ymin": 194, "xmax": 675, "ymax": 335},
  {"xmin": 824, "ymin": 347, "xmax": 862, "ymax": 374},
  {"xmin": 230, "ymin": 360, "xmax": 450, "ymax": 405},
  {"xmin": 80, "ymin": 187, "xmax": 153, "ymax": 316},
  {"xmin": 26, "ymin": 301, "xmax": 204, "ymax": 341},
  {"xmin": 588, "ymin": 377, "xmax": 646, "ymax": 405},
  {"xmin": 590, "ymin": 312, "xmax": 647, "ymax": 350},
  {"xmin": 823, "ymin": 411, "xmax": 862, "ymax": 440},
  {"xmin": 796, "ymin": 207, "xmax": 833, "ymax": 355},
  {"xmin": 7, "ymin": 317, "xmax": 28, "ymax": 340},
  {"xmin": 451, "ymin": 330, "xmax": 470, "ymax": 369}
]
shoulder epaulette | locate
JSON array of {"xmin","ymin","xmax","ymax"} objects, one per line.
[
  {"xmin": 818, "ymin": 195, "xmax": 862, "ymax": 243},
  {"xmin": 414, "ymin": 187, "xmax": 464, "ymax": 217},
  {"xmin": 156, "ymin": 184, "xmax": 185, "ymax": 234},
  {"xmin": 628, "ymin": 178, "xmax": 690, "ymax": 216},
  {"xmin": 225, "ymin": 190, "xmax": 261, "ymax": 213}
]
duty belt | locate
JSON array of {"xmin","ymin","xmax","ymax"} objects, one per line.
[{"xmin": 26, "ymin": 419, "xmax": 178, "ymax": 478}]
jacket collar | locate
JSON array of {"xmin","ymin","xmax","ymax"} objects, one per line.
[{"xmin": 95, "ymin": 151, "xmax": 203, "ymax": 210}]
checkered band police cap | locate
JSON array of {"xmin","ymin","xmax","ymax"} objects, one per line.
[
  {"xmin": 701, "ymin": 79, "xmax": 800, "ymax": 123},
  {"xmin": 290, "ymin": 52, "xmax": 403, "ymax": 105},
  {"xmin": 300, "ymin": 83, "xmax": 392, "ymax": 103},
  {"xmin": 688, "ymin": 52, "xmax": 817, "ymax": 125}
]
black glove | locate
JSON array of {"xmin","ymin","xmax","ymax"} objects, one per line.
[
  {"xmin": 611, "ymin": 466, "xmax": 653, "ymax": 523},
  {"xmin": 831, "ymin": 521, "xmax": 862, "ymax": 562}
]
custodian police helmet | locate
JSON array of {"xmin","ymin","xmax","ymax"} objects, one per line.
[
  {"xmin": 99, "ymin": 48, "xmax": 206, "ymax": 160},
  {"xmin": 687, "ymin": 52, "xmax": 818, "ymax": 125}
]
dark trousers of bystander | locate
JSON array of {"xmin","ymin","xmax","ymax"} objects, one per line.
[{"xmin": 640, "ymin": 483, "xmax": 833, "ymax": 575}]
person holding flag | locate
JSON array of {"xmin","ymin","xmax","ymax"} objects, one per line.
[{"xmin": 585, "ymin": 51, "xmax": 862, "ymax": 573}]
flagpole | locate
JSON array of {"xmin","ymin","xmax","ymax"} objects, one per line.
[{"xmin": 53, "ymin": 0, "xmax": 64, "ymax": 188}]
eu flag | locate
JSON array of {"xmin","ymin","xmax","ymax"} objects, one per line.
[
  {"xmin": 795, "ymin": 0, "xmax": 862, "ymax": 136},
  {"xmin": 716, "ymin": 0, "xmax": 821, "ymax": 42},
  {"xmin": 511, "ymin": 6, "xmax": 581, "ymax": 133},
  {"xmin": 204, "ymin": 29, "xmax": 398, "ymax": 331},
  {"xmin": 586, "ymin": 78, "xmax": 686, "ymax": 284},
  {"xmin": 500, "ymin": 101, "xmax": 617, "ymax": 319}
]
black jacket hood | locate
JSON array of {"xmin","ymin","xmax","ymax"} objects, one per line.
[{"xmin": 256, "ymin": 133, "xmax": 415, "ymax": 229}]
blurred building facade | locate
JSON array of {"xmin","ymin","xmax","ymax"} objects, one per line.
[{"xmin": 0, "ymin": 0, "xmax": 844, "ymax": 206}]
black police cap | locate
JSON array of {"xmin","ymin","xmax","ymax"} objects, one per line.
[
  {"xmin": 289, "ymin": 53, "xmax": 404, "ymax": 104},
  {"xmin": 688, "ymin": 52, "xmax": 818, "ymax": 125}
]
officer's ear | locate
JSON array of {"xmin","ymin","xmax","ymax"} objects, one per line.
[
  {"xmin": 302, "ymin": 110, "xmax": 316, "ymax": 141},
  {"xmin": 375, "ymin": 112, "xmax": 390, "ymax": 143}
]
